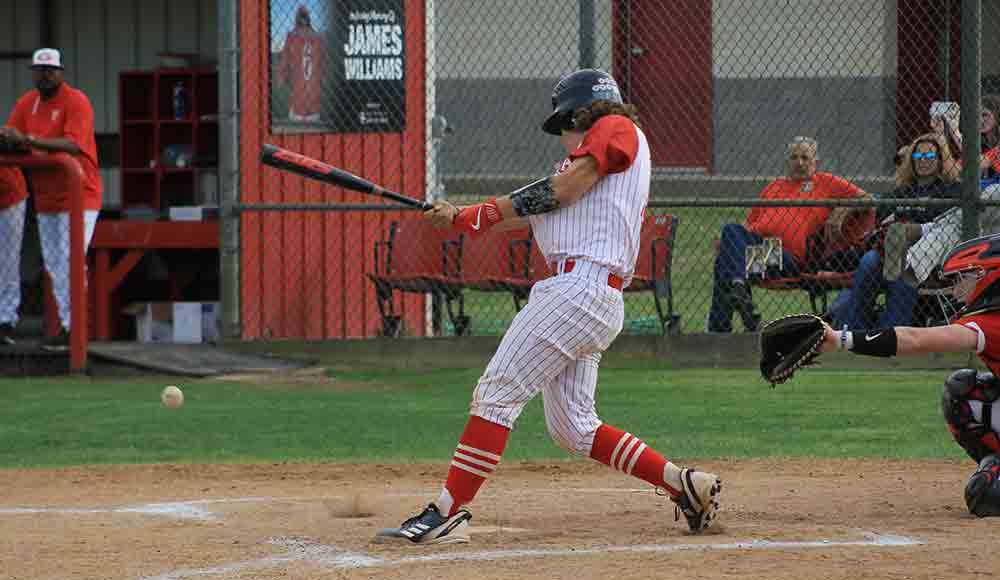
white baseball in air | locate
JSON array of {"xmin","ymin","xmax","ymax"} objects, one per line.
[{"xmin": 161, "ymin": 385, "xmax": 184, "ymax": 409}]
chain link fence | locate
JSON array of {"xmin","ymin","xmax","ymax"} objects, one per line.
[{"xmin": 241, "ymin": 0, "xmax": 1000, "ymax": 340}]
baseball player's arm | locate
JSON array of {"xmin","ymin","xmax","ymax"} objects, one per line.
[
  {"xmin": 493, "ymin": 217, "xmax": 531, "ymax": 231},
  {"xmin": 426, "ymin": 156, "xmax": 600, "ymax": 234},
  {"xmin": 819, "ymin": 321, "xmax": 979, "ymax": 356},
  {"xmin": 25, "ymin": 136, "xmax": 81, "ymax": 154}
]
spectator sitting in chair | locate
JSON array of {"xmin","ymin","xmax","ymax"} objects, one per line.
[
  {"xmin": 707, "ymin": 136, "xmax": 870, "ymax": 333},
  {"xmin": 980, "ymin": 95, "xmax": 1000, "ymax": 181},
  {"xmin": 926, "ymin": 95, "xmax": 1000, "ymax": 180},
  {"xmin": 829, "ymin": 132, "xmax": 961, "ymax": 330}
]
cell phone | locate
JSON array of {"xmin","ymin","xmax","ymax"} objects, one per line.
[{"xmin": 930, "ymin": 101, "xmax": 958, "ymax": 119}]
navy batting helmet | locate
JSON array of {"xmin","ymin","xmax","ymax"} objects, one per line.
[{"xmin": 542, "ymin": 69, "xmax": 623, "ymax": 135}]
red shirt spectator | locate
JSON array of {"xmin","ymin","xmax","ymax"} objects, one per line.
[
  {"xmin": 746, "ymin": 172, "xmax": 864, "ymax": 263},
  {"xmin": 6, "ymin": 82, "xmax": 102, "ymax": 213}
]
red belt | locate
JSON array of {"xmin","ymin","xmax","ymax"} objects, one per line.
[{"xmin": 562, "ymin": 259, "xmax": 624, "ymax": 290}]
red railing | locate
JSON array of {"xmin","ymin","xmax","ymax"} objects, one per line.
[{"xmin": 0, "ymin": 153, "xmax": 87, "ymax": 372}]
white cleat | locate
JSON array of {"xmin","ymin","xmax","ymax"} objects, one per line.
[{"xmin": 671, "ymin": 468, "xmax": 722, "ymax": 533}]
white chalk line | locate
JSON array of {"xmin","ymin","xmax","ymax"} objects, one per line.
[
  {"xmin": 0, "ymin": 488, "xmax": 655, "ymax": 521},
  {"xmin": 141, "ymin": 532, "xmax": 923, "ymax": 579}
]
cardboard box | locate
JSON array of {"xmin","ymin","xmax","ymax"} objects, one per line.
[
  {"xmin": 168, "ymin": 205, "xmax": 220, "ymax": 222},
  {"xmin": 124, "ymin": 302, "xmax": 220, "ymax": 343}
]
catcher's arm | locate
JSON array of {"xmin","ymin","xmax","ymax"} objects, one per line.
[{"xmin": 819, "ymin": 321, "xmax": 979, "ymax": 356}]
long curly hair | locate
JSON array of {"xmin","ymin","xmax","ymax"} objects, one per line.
[
  {"xmin": 572, "ymin": 101, "xmax": 641, "ymax": 132},
  {"xmin": 896, "ymin": 132, "xmax": 960, "ymax": 187}
]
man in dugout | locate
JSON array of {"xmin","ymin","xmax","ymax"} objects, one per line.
[{"xmin": 0, "ymin": 48, "xmax": 102, "ymax": 347}]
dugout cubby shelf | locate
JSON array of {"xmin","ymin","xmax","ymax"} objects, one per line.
[{"xmin": 118, "ymin": 69, "xmax": 219, "ymax": 214}]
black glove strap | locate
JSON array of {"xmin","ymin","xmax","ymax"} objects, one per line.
[{"xmin": 849, "ymin": 328, "xmax": 897, "ymax": 357}]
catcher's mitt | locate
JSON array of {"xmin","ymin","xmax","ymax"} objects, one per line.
[{"xmin": 759, "ymin": 314, "xmax": 826, "ymax": 385}]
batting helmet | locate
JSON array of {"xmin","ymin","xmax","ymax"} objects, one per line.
[
  {"xmin": 542, "ymin": 69, "xmax": 623, "ymax": 135},
  {"xmin": 943, "ymin": 232, "xmax": 1000, "ymax": 314}
]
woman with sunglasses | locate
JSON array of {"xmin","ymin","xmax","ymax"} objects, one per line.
[{"xmin": 829, "ymin": 132, "xmax": 960, "ymax": 330}]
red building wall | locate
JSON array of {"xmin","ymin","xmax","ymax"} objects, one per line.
[{"xmin": 239, "ymin": 0, "xmax": 426, "ymax": 339}]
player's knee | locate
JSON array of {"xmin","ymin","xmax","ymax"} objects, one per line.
[
  {"xmin": 965, "ymin": 454, "xmax": 1000, "ymax": 517},
  {"xmin": 544, "ymin": 420, "xmax": 592, "ymax": 457},
  {"xmin": 468, "ymin": 400, "xmax": 521, "ymax": 429},
  {"xmin": 941, "ymin": 369, "xmax": 1000, "ymax": 462},
  {"xmin": 941, "ymin": 369, "xmax": 979, "ymax": 428}
]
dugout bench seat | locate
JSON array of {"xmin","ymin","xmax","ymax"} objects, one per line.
[{"xmin": 367, "ymin": 214, "xmax": 681, "ymax": 337}]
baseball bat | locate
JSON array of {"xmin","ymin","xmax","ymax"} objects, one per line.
[{"xmin": 259, "ymin": 143, "xmax": 433, "ymax": 210}]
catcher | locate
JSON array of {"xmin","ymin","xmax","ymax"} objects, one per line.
[{"xmin": 760, "ymin": 232, "xmax": 1000, "ymax": 517}]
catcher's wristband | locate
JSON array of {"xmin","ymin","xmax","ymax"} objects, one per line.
[
  {"xmin": 453, "ymin": 198, "xmax": 502, "ymax": 235},
  {"xmin": 838, "ymin": 326, "xmax": 853, "ymax": 351},
  {"xmin": 847, "ymin": 328, "xmax": 897, "ymax": 357}
]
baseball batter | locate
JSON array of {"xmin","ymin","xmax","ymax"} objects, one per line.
[{"xmin": 375, "ymin": 69, "xmax": 722, "ymax": 545}]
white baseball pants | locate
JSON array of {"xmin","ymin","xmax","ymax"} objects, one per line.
[
  {"xmin": 37, "ymin": 210, "xmax": 98, "ymax": 329},
  {"xmin": 0, "ymin": 200, "xmax": 26, "ymax": 324},
  {"xmin": 469, "ymin": 260, "xmax": 625, "ymax": 456}
]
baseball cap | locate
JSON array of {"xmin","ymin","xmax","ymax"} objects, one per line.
[{"xmin": 31, "ymin": 48, "xmax": 63, "ymax": 69}]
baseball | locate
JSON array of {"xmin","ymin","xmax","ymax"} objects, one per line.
[{"xmin": 161, "ymin": 385, "xmax": 184, "ymax": 408}]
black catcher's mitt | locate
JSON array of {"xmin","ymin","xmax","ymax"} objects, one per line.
[{"xmin": 759, "ymin": 314, "xmax": 826, "ymax": 385}]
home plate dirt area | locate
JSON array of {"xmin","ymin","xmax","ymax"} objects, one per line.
[{"xmin": 1, "ymin": 458, "xmax": 992, "ymax": 580}]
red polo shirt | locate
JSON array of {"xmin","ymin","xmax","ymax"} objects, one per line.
[
  {"xmin": 6, "ymin": 83, "xmax": 102, "ymax": 213},
  {"xmin": 746, "ymin": 172, "xmax": 865, "ymax": 263}
]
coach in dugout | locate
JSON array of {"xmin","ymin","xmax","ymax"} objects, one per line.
[{"xmin": 0, "ymin": 48, "xmax": 102, "ymax": 348}]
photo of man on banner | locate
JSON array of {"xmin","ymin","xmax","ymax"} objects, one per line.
[
  {"xmin": 271, "ymin": 1, "xmax": 327, "ymax": 127},
  {"xmin": 269, "ymin": 0, "xmax": 406, "ymax": 134}
]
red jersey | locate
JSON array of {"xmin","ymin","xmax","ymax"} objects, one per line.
[
  {"xmin": 984, "ymin": 146, "xmax": 1000, "ymax": 176},
  {"xmin": 958, "ymin": 312, "xmax": 1000, "ymax": 376},
  {"xmin": 7, "ymin": 83, "xmax": 102, "ymax": 213},
  {"xmin": 278, "ymin": 27, "xmax": 324, "ymax": 117},
  {"xmin": 746, "ymin": 172, "xmax": 864, "ymax": 263},
  {"xmin": 568, "ymin": 114, "xmax": 639, "ymax": 175},
  {"xmin": 0, "ymin": 167, "xmax": 27, "ymax": 210}
]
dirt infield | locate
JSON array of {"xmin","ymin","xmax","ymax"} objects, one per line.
[{"xmin": 1, "ymin": 458, "xmax": 992, "ymax": 580}]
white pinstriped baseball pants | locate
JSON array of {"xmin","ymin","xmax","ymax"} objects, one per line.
[
  {"xmin": 37, "ymin": 210, "xmax": 99, "ymax": 329},
  {"xmin": 0, "ymin": 200, "xmax": 26, "ymax": 324},
  {"xmin": 470, "ymin": 260, "xmax": 625, "ymax": 456}
]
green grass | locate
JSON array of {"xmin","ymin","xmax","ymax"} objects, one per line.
[
  {"xmin": 0, "ymin": 368, "xmax": 961, "ymax": 469},
  {"xmin": 454, "ymin": 207, "xmax": 816, "ymax": 336}
]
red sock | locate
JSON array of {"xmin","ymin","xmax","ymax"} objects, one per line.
[
  {"xmin": 589, "ymin": 423, "xmax": 679, "ymax": 496},
  {"xmin": 442, "ymin": 415, "xmax": 510, "ymax": 515}
]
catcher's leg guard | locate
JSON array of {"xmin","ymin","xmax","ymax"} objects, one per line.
[
  {"xmin": 941, "ymin": 369, "xmax": 1000, "ymax": 463},
  {"xmin": 965, "ymin": 454, "xmax": 1000, "ymax": 517}
]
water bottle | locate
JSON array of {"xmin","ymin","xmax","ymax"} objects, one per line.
[{"xmin": 172, "ymin": 82, "xmax": 187, "ymax": 120}]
